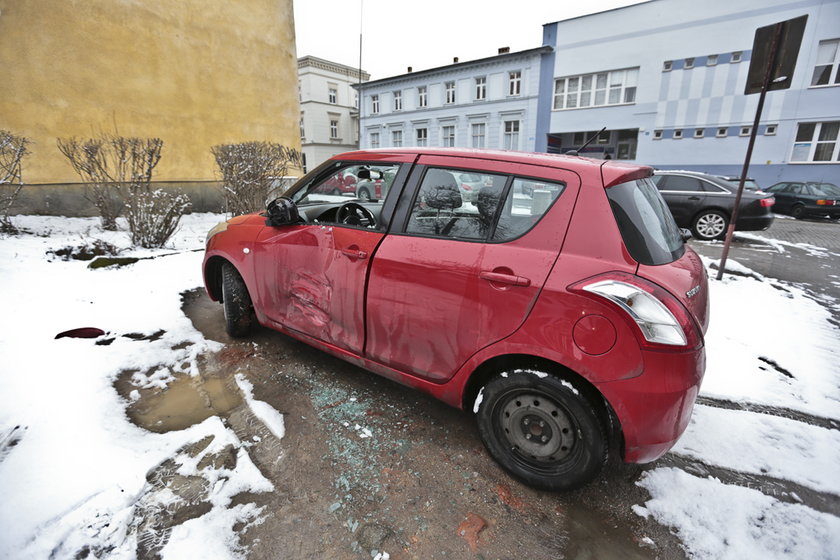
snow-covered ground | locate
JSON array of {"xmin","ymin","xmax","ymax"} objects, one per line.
[{"xmin": 0, "ymin": 214, "xmax": 838, "ymax": 559}]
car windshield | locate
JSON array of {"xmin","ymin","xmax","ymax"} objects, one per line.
[
  {"xmin": 813, "ymin": 183, "xmax": 840, "ymax": 196},
  {"xmin": 606, "ymin": 178, "xmax": 685, "ymax": 266}
]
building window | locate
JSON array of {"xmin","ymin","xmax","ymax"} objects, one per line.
[
  {"xmin": 418, "ymin": 86, "xmax": 428, "ymax": 107},
  {"xmin": 684, "ymin": 57, "xmax": 695, "ymax": 69},
  {"xmin": 653, "ymin": 129, "xmax": 663, "ymax": 140},
  {"xmin": 503, "ymin": 120, "xmax": 520, "ymax": 149},
  {"xmin": 791, "ymin": 121, "xmax": 840, "ymax": 162},
  {"xmin": 694, "ymin": 128, "xmax": 704, "ymax": 138},
  {"xmin": 330, "ymin": 119, "xmax": 339, "ymax": 139},
  {"xmin": 328, "ymin": 86, "xmax": 337, "ymax": 104},
  {"xmin": 471, "ymin": 123, "xmax": 486, "ymax": 148},
  {"xmin": 663, "ymin": 60, "xmax": 673, "ymax": 72},
  {"xmin": 442, "ymin": 125, "xmax": 455, "ymax": 147},
  {"xmin": 475, "ymin": 77, "xmax": 486, "ymax": 100},
  {"xmin": 392, "ymin": 130, "xmax": 403, "ymax": 147},
  {"xmin": 445, "ymin": 81, "xmax": 456, "ymax": 104},
  {"xmin": 416, "ymin": 127, "xmax": 428, "ymax": 146},
  {"xmin": 393, "ymin": 90, "xmax": 402, "ymax": 111},
  {"xmin": 707, "ymin": 54, "xmax": 719, "ymax": 66},
  {"xmin": 673, "ymin": 129, "xmax": 684, "ymax": 139},
  {"xmin": 811, "ymin": 39, "xmax": 840, "ymax": 87},
  {"xmin": 370, "ymin": 132, "xmax": 380, "ymax": 148},
  {"xmin": 371, "ymin": 95, "xmax": 379, "ymax": 114},
  {"xmin": 508, "ymin": 71, "xmax": 521, "ymax": 96},
  {"xmin": 765, "ymin": 124, "xmax": 778, "ymax": 136},
  {"xmin": 299, "ymin": 115, "xmax": 305, "ymax": 139},
  {"xmin": 740, "ymin": 126, "xmax": 752, "ymax": 136},
  {"xmin": 553, "ymin": 67, "xmax": 638, "ymax": 110},
  {"xmin": 717, "ymin": 127, "xmax": 728, "ymax": 138},
  {"xmin": 731, "ymin": 51, "xmax": 743, "ymax": 63}
]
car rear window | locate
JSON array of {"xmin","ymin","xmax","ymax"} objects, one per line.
[{"xmin": 606, "ymin": 178, "xmax": 685, "ymax": 266}]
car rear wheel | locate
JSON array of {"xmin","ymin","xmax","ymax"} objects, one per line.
[
  {"xmin": 791, "ymin": 204, "xmax": 806, "ymax": 219},
  {"xmin": 221, "ymin": 262, "xmax": 254, "ymax": 338},
  {"xmin": 475, "ymin": 369, "xmax": 607, "ymax": 491},
  {"xmin": 692, "ymin": 210, "xmax": 728, "ymax": 241}
]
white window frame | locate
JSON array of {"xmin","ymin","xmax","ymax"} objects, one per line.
[
  {"xmin": 393, "ymin": 90, "xmax": 402, "ymax": 111},
  {"xmin": 508, "ymin": 71, "xmax": 522, "ymax": 96},
  {"xmin": 328, "ymin": 86, "xmax": 338, "ymax": 104},
  {"xmin": 739, "ymin": 126, "xmax": 752, "ymax": 137},
  {"xmin": 471, "ymin": 123, "xmax": 486, "ymax": 148},
  {"xmin": 329, "ymin": 119, "xmax": 339, "ymax": 139},
  {"xmin": 392, "ymin": 129, "xmax": 403, "ymax": 147},
  {"xmin": 441, "ymin": 125, "xmax": 456, "ymax": 147},
  {"xmin": 673, "ymin": 129, "xmax": 684, "ymax": 139},
  {"xmin": 503, "ymin": 120, "xmax": 520, "ymax": 150},
  {"xmin": 653, "ymin": 129, "xmax": 663, "ymax": 140},
  {"xmin": 790, "ymin": 121, "xmax": 840, "ymax": 163},
  {"xmin": 716, "ymin": 127, "xmax": 728, "ymax": 138},
  {"xmin": 685, "ymin": 57, "xmax": 695, "ymax": 69},
  {"xmin": 445, "ymin": 81, "xmax": 456, "ymax": 104},
  {"xmin": 371, "ymin": 95, "xmax": 379, "ymax": 114},
  {"xmin": 811, "ymin": 39, "xmax": 840, "ymax": 88},
  {"xmin": 418, "ymin": 86, "xmax": 428, "ymax": 107},
  {"xmin": 694, "ymin": 128, "xmax": 704, "ymax": 138},
  {"xmin": 416, "ymin": 127, "xmax": 428, "ymax": 147},
  {"xmin": 553, "ymin": 67, "xmax": 638, "ymax": 110},
  {"xmin": 764, "ymin": 124, "xmax": 778, "ymax": 136},
  {"xmin": 731, "ymin": 51, "xmax": 743, "ymax": 63},
  {"xmin": 370, "ymin": 131, "xmax": 380, "ymax": 149},
  {"xmin": 474, "ymin": 77, "xmax": 486, "ymax": 101},
  {"xmin": 707, "ymin": 54, "xmax": 718, "ymax": 66},
  {"xmin": 663, "ymin": 60, "xmax": 673, "ymax": 72}
]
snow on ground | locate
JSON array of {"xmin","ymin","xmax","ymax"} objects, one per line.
[{"xmin": 0, "ymin": 214, "xmax": 838, "ymax": 559}]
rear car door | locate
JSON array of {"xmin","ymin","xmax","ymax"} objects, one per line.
[
  {"xmin": 654, "ymin": 174, "xmax": 709, "ymax": 226},
  {"xmin": 364, "ymin": 155, "xmax": 580, "ymax": 382}
]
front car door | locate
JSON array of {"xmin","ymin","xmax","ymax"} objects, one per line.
[
  {"xmin": 252, "ymin": 157, "xmax": 410, "ymax": 354},
  {"xmin": 365, "ymin": 155, "xmax": 579, "ymax": 382}
]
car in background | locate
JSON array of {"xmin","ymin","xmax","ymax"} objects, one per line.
[
  {"xmin": 763, "ymin": 181, "xmax": 840, "ymax": 220},
  {"xmin": 651, "ymin": 170, "xmax": 775, "ymax": 241},
  {"xmin": 204, "ymin": 148, "xmax": 709, "ymax": 491}
]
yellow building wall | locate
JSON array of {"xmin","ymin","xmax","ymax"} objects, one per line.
[{"xmin": 0, "ymin": 0, "xmax": 300, "ymax": 184}]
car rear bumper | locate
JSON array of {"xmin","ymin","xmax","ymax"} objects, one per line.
[
  {"xmin": 735, "ymin": 213, "xmax": 774, "ymax": 231},
  {"xmin": 801, "ymin": 204, "xmax": 840, "ymax": 218},
  {"xmin": 596, "ymin": 346, "xmax": 706, "ymax": 463}
]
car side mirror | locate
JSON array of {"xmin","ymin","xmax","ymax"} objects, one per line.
[
  {"xmin": 265, "ymin": 197, "xmax": 300, "ymax": 227},
  {"xmin": 680, "ymin": 228, "xmax": 692, "ymax": 242}
]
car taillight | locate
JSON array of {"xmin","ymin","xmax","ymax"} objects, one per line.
[
  {"xmin": 760, "ymin": 197, "xmax": 775, "ymax": 207},
  {"xmin": 570, "ymin": 272, "xmax": 702, "ymax": 351},
  {"xmin": 816, "ymin": 199, "xmax": 835, "ymax": 206}
]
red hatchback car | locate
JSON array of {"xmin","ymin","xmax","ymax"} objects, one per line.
[{"xmin": 203, "ymin": 148, "xmax": 709, "ymax": 490}]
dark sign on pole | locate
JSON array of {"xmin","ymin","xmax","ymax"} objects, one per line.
[{"xmin": 744, "ymin": 15, "xmax": 808, "ymax": 95}]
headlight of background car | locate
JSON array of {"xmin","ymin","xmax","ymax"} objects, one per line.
[{"xmin": 205, "ymin": 221, "xmax": 229, "ymax": 245}]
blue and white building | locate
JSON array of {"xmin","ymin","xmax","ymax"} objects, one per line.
[
  {"xmin": 356, "ymin": 0, "xmax": 838, "ymax": 187},
  {"xmin": 356, "ymin": 47, "xmax": 552, "ymax": 153},
  {"xmin": 539, "ymin": 0, "xmax": 840, "ymax": 185}
]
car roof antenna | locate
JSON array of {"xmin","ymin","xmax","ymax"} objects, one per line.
[{"xmin": 566, "ymin": 127, "xmax": 606, "ymax": 157}]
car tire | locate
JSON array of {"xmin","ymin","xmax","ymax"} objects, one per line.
[
  {"xmin": 357, "ymin": 186, "xmax": 371, "ymax": 201},
  {"xmin": 221, "ymin": 262, "xmax": 254, "ymax": 338},
  {"xmin": 691, "ymin": 210, "xmax": 728, "ymax": 241},
  {"xmin": 475, "ymin": 369, "xmax": 607, "ymax": 491},
  {"xmin": 791, "ymin": 205, "xmax": 806, "ymax": 220}
]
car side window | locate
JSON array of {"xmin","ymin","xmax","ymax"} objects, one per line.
[
  {"xmin": 494, "ymin": 178, "xmax": 565, "ymax": 241},
  {"xmin": 660, "ymin": 175, "xmax": 703, "ymax": 192},
  {"xmin": 406, "ymin": 168, "xmax": 507, "ymax": 240}
]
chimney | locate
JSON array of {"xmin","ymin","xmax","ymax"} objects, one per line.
[
  {"xmin": 407, "ymin": 66, "xmax": 413, "ymax": 72},
  {"xmin": 498, "ymin": 47, "xmax": 510, "ymax": 54},
  {"xmin": 453, "ymin": 57, "xmax": 459, "ymax": 63}
]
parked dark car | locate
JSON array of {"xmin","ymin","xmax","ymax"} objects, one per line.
[
  {"xmin": 651, "ymin": 170, "xmax": 775, "ymax": 241},
  {"xmin": 763, "ymin": 181, "xmax": 840, "ymax": 220},
  {"xmin": 204, "ymin": 148, "xmax": 709, "ymax": 491}
]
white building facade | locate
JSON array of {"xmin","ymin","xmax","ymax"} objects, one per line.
[
  {"xmin": 356, "ymin": 47, "xmax": 552, "ymax": 153},
  {"xmin": 538, "ymin": 0, "xmax": 840, "ymax": 185},
  {"xmin": 298, "ymin": 56, "xmax": 370, "ymax": 171}
]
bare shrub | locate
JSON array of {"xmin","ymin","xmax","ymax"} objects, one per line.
[
  {"xmin": 211, "ymin": 142, "xmax": 302, "ymax": 216},
  {"xmin": 0, "ymin": 130, "xmax": 32, "ymax": 233},
  {"xmin": 57, "ymin": 135, "xmax": 190, "ymax": 247}
]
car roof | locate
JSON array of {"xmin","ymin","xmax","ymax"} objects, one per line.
[{"xmin": 335, "ymin": 148, "xmax": 652, "ymax": 188}]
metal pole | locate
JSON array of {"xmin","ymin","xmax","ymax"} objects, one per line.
[{"xmin": 716, "ymin": 22, "xmax": 784, "ymax": 281}]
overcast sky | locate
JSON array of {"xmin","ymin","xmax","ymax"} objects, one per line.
[{"xmin": 294, "ymin": 0, "xmax": 650, "ymax": 81}]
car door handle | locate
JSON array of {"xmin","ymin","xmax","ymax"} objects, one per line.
[
  {"xmin": 341, "ymin": 248, "xmax": 368, "ymax": 260},
  {"xmin": 480, "ymin": 271, "xmax": 531, "ymax": 287},
  {"xmin": 688, "ymin": 196, "xmax": 701, "ymax": 200}
]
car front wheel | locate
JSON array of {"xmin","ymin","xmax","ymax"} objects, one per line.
[
  {"xmin": 221, "ymin": 262, "xmax": 254, "ymax": 337},
  {"xmin": 475, "ymin": 369, "xmax": 607, "ymax": 491},
  {"xmin": 692, "ymin": 210, "xmax": 728, "ymax": 240}
]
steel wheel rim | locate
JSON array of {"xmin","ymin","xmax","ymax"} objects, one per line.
[
  {"xmin": 498, "ymin": 392, "xmax": 576, "ymax": 464},
  {"xmin": 697, "ymin": 213, "xmax": 725, "ymax": 238}
]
